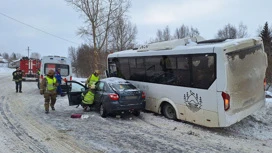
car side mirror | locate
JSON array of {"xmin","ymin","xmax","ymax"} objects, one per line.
[{"xmin": 81, "ymin": 88, "xmax": 86, "ymax": 92}]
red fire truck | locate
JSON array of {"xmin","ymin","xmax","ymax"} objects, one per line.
[{"xmin": 20, "ymin": 57, "xmax": 41, "ymax": 81}]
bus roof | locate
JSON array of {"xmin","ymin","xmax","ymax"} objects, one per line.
[{"xmin": 108, "ymin": 37, "xmax": 262, "ymax": 57}]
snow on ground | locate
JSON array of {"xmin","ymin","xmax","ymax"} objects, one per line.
[
  {"xmin": 0, "ymin": 63, "xmax": 14, "ymax": 74},
  {"xmin": 0, "ymin": 64, "xmax": 272, "ymax": 153}
]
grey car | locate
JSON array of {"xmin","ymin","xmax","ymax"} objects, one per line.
[{"xmin": 66, "ymin": 77, "xmax": 146, "ymax": 117}]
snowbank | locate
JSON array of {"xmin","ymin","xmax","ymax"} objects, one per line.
[{"xmin": 0, "ymin": 63, "xmax": 14, "ymax": 74}]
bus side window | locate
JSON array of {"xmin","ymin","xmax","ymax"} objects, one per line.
[
  {"xmin": 110, "ymin": 58, "xmax": 119, "ymax": 77},
  {"xmin": 176, "ymin": 56, "xmax": 190, "ymax": 87},
  {"xmin": 119, "ymin": 58, "xmax": 129, "ymax": 79},
  {"xmin": 192, "ymin": 54, "xmax": 215, "ymax": 89},
  {"xmin": 109, "ymin": 63, "xmax": 117, "ymax": 77},
  {"xmin": 129, "ymin": 58, "xmax": 145, "ymax": 81},
  {"xmin": 145, "ymin": 57, "xmax": 164, "ymax": 83}
]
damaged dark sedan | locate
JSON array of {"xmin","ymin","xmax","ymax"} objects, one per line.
[{"xmin": 66, "ymin": 77, "xmax": 146, "ymax": 117}]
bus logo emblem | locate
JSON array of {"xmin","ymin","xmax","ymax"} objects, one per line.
[{"xmin": 184, "ymin": 90, "xmax": 202, "ymax": 112}]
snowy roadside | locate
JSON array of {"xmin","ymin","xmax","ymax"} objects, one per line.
[{"xmin": 0, "ymin": 63, "xmax": 14, "ymax": 74}]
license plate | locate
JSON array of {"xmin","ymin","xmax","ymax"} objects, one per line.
[{"xmin": 125, "ymin": 96, "xmax": 137, "ymax": 100}]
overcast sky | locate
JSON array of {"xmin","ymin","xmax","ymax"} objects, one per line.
[{"xmin": 0, "ymin": 0, "xmax": 271, "ymax": 57}]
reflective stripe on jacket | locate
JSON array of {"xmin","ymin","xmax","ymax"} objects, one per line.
[
  {"xmin": 45, "ymin": 76, "xmax": 57, "ymax": 90},
  {"xmin": 88, "ymin": 74, "xmax": 99, "ymax": 86},
  {"xmin": 13, "ymin": 70, "xmax": 23, "ymax": 82},
  {"xmin": 81, "ymin": 90, "xmax": 94, "ymax": 105}
]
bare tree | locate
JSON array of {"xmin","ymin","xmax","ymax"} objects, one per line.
[
  {"xmin": 68, "ymin": 44, "xmax": 109, "ymax": 77},
  {"xmin": 174, "ymin": 25, "xmax": 190, "ymax": 39},
  {"xmin": 237, "ymin": 22, "xmax": 248, "ymax": 38},
  {"xmin": 156, "ymin": 29, "xmax": 163, "ymax": 42},
  {"xmin": 109, "ymin": 17, "xmax": 137, "ymax": 51},
  {"xmin": 68, "ymin": 47, "xmax": 78, "ymax": 76},
  {"xmin": 10, "ymin": 52, "xmax": 17, "ymax": 61},
  {"xmin": 76, "ymin": 44, "xmax": 93, "ymax": 77},
  {"xmin": 16, "ymin": 53, "xmax": 22, "ymax": 59},
  {"xmin": 2, "ymin": 52, "xmax": 9, "ymax": 60},
  {"xmin": 216, "ymin": 23, "xmax": 248, "ymax": 39},
  {"xmin": 163, "ymin": 26, "xmax": 171, "ymax": 41},
  {"xmin": 173, "ymin": 25, "xmax": 200, "ymax": 39},
  {"xmin": 216, "ymin": 24, "xmax": 237, "ymax": 39},
  {"xmin": 190, "ymin": 27, "xmax": 200, "ymax": 37},
  {"xmin": 155, "ymin": 26, "xmax": 171, "ymax": 42},
  {"xmin": 66, "ymin": 0, "xmax": 131, "ymax": 69}
]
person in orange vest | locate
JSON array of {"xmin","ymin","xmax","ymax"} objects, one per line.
[
  {"xmin": 40, "ymin": 69, "xmax": 58, "ymax": 114},
  {"xmin": 86, "ymin": 70, "xmax": 100, "ymax": 88}
]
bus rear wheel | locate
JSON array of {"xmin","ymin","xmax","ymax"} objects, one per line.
[{"xmin": 162, "ymin": 103, "xmax": 177, "ymax": 120}]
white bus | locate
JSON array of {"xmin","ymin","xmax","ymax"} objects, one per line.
[
  {"xmin": 107, "ymin": 37, "xmax": 267, "ymax": 127},
  {"xmin": 38, "ymin": 55, "xmax": 72, "ymax": 91}
]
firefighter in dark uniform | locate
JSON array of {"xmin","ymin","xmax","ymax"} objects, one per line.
[
  {"xmin": 12, "ymin": 67, "xmax": 23, "ymax": 93},
  {"xmin": 40, "ymin": 69, "xmax": 58, "ymax": 114}
]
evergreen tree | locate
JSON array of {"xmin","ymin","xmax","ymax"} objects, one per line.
[
  {"xmin": 259, "ymin": 22, "xmax": 272, "ymax": 84},
  {"xmin": 11, "ymin": 52, "xmax": 16, "ymax": 60},
  {"xmin": 259, "ymin": 22, "xmax": 272, "ymax": 56}
]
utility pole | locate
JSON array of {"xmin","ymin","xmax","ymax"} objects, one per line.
[{"xmin": 27, "ymin": 46, "xmax": 30, "ymax": 58}]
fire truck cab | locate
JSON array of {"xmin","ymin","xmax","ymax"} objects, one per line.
[{"xmin": 38, "ymin": 55, "xmax": 72, "ymax": 92}]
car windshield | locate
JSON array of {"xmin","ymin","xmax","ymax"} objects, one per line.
[{"xmin": 111, "ymin": 83, "xmax": 137, "ymax": 91}]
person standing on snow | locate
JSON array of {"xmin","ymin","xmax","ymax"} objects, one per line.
[
  {"xmin": 12, "ymin": 67, "xmax": 23, "ymax": 93},
  {"xmin": 55, "ymin": 68, "xmax": 65, "ymax": 96},
  {"xmin": 86, "ymin": 70, "xmax": 100, "ymax": 88},
  {"xmin": 40, "ymin": 69, "xmax": 58, "ymax": 114},
  {"xmin": 81, "ymin": 85, "xmax": 96, "ymax": 112}
]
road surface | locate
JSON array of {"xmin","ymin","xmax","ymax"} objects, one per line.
[{"xmin": 0, "ymin": 73, "xmax": 271, "ymax": 153}]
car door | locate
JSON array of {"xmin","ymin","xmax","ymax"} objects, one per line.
[
  {"xmin": 66, "ymin": 81, "xmax": 87, "ymax": 106},
  {"xmin": 94, "ymin": 81, "xmax": 106, "ymax": 106}
]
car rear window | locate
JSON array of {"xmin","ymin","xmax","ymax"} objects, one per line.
[{"xmin": 111, "ymin": 83, "xmax": 137, "ymax": 91}]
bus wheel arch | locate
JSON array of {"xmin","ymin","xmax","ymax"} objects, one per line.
[{"xmin": 160, "ymin": 101, "xmax": 177, "ymax": 120}]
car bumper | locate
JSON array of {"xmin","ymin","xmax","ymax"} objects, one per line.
[{"xmin": 106, "ymin": 101, "xmax": 146, "ymax": 113}]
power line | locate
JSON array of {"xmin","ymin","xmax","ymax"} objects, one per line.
[{"xmin": 0, "ymin": 12, "xmax": 79, "ymax": 45}]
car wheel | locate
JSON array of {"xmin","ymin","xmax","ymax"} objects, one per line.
[
  {"xmin": 100, "ymin": 104, "xmax": 107, "ymax": 118},
  {"xmin": 162, "ymin": 103, "xmax": 177, "ymax": 120},
  {"xmin": 133, "ymin": 110, "xmax": 140, "ymax": 116}
]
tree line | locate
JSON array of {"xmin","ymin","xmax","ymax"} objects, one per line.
[
  {"xmin": 2, "ymin": 0, "xmax": 271, "ymax": 81},
  {"xmin": 66, "ymin": 0, "xmax": 272, "ymax": 81},
  {"xmin": 0, "ymin": 52, "xmax": 41, "ymax": 62},
  {"xmin": 0, "ymin": 52, "xmax": 22, "ymax": 62}
]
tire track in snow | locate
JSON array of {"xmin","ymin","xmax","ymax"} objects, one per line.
[
  {"xmin": 0, "ymin": 96, "xmax": 48, "ymax": 153},
  {"xmin": 0, "ymin": 73, "xmax": 94, "ymax": 153}
]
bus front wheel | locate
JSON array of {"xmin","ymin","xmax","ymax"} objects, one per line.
[{"xmin": 162, "ymin": 103, "xmax": 177, "ymax": 120}]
